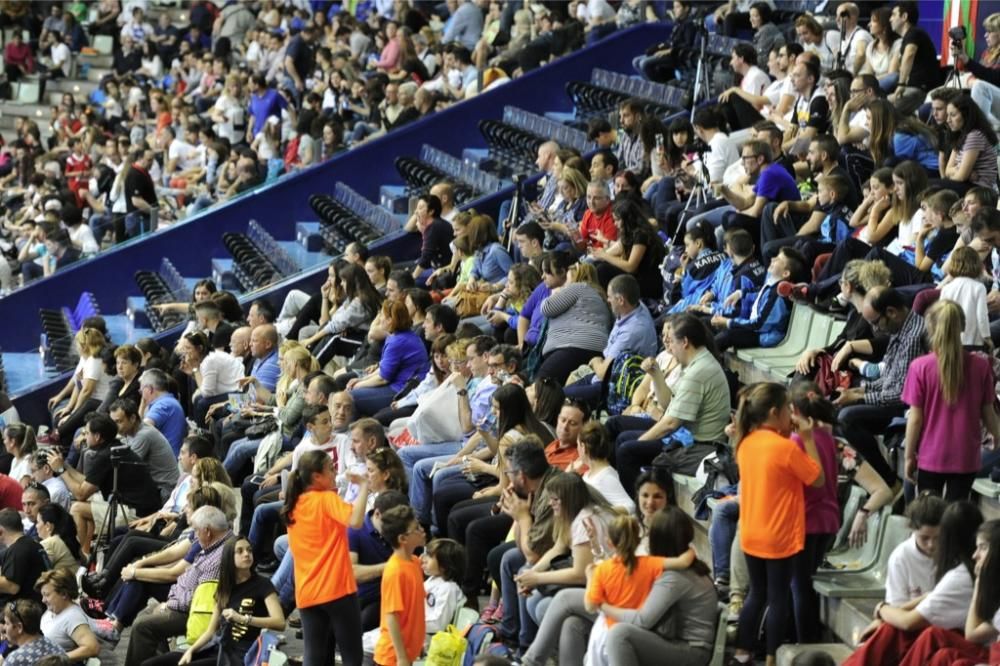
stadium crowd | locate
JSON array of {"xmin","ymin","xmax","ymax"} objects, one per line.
[{"xmin": 0, "ymin": 1, "xmax": 999, "ymax": 666}]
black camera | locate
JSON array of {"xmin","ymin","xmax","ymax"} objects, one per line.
[{"xmin": 949, "ymin": 25, "xmax": 967, "ymax": 46}]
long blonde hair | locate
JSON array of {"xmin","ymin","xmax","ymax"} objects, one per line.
[{"xmin": 925, "ymin": 299, "xmax": 966, "ymax": 404}]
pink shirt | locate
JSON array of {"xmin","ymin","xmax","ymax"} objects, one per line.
[
  {"xmin": 902, "ymin": 352, "xmax": 994, "ymax": 474},
  {"xmin": 795, "ymin": 428, "xmax": 840, "ymax": 535}
]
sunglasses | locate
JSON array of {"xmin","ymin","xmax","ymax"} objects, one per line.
[{"xmin": 7, "ymin": 602, "xmax": 22, "ymax": 626}]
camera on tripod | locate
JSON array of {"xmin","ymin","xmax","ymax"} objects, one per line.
[{"xmin": 949, "ymin": 25, "xmax": 967, "ymax": 51}]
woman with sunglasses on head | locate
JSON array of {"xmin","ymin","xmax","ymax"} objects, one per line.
[
  {"xmin": 2, "ymin": 599, "xmax": 66, "ymax": 664},
  {"xmin": 141, "ymin": 537, "xmax": 285, "ymax": 666}
]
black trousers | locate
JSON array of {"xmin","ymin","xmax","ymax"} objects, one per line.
[
  {"xmin": 917, "ymin": 469, "xmax": 977, "ymax": 501},
  {"xmin": 536, "ymin": 347, "xmax": 602, "ymax": 385},
  {"xmin": 738, "ymin": 552, "xmax": 796, "ymax": 657},
  {"xmin": 101, "ymin": 531, "xmax": 171, "ymax": 590},
  {"xmin": 449, "ymin": 498, "xmax": 511, "ymax": 601},
  {"xmin": 287, "ymin": 293, "xmax": 323, "ymax": 341},
  {"xmin": 838, "ymin": 403, "xmax": 901, "ymax": 485},
  {"xmin": 791, "ymin": 533, "xmax": 835, "ymax": 644},
  {"xmin": 372, "ymin": 404, "xmax": 416, "ymax": 428},
  {"xmin": 300, "ymin": 593, "xmax": 363, "ymax": 666}
]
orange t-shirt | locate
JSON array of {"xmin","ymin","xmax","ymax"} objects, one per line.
[
  {"xmin": 585, "ymin": 555, "xmax": 666, "ymax": 626},
  {"xmin": 286, "ymin": 490, "xmax": 357, "ymax": 608},
  {"xmin": 737, "ymin": 428, "xmax": 821, "ymax": 559},
  {"xmin": 545, "ymin": 439, "xmax": 579, "ymax": 471},
  {"xmin": 373, "ymin": 553, "xmax": 426, "ymax": 666}
]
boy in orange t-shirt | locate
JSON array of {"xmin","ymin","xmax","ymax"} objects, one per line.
[{"xmin": 373, "ymin": 505, "xmax": 427, "ymax": 666}]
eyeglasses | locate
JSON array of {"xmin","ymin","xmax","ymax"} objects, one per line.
[
  {"xmin": 849, "ymin": 88, "xmax": 865, "ymax": 95},
  {"xmin": 741, "ymin": 154, "xmax": 760, "ymax": 162}
]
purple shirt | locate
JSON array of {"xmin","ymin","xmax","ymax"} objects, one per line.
[
  {"xmin": 379, "ymin": 330, "xmax": 430, "ymax": 392},
  {"xmin": 754, "ymin": 163, "xmax": 801, "ymax": 203},
  {"xmin": 795, "ymin": 428, "xmax": 840, "ymax": 535},
  {"xmin": 519, "ymin": 282, "xmax": 551, "ymax": 346},
  {"xmin": 902, "ymin": 352, "xmax": 994, "ymax": 474}
]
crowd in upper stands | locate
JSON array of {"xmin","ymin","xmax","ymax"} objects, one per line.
[
  {"xmin": 1, "ymin": 0, "xmax": 1000, "ymax": 665},
  {"xmin": 0, "ymin": 0, "xmax": 643, "ymax": 295}
]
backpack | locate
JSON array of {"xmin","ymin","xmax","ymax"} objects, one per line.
[
  {"xmin": 186, "ymin": 580, "xmax": 218, "ymax": 643},
  {"xmin": 426, "ymin": 625, "xmax": 468, "ymax": 666},
  {"xmin": 603, "ymin": 353, "xmax": 645, "ymax": 416},
  {"xmin": 462, "ymin": 622, "xmax": 497, "ymax": 666}
]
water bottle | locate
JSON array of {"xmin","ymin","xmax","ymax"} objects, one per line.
[{"xmin": 39, "ymin": 333, "xmax": 50, "ymax": 366}]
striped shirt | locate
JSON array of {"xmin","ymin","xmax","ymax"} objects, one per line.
[
  {"xmin": 665, "ymin": 348, "xmax": 730, "ymax": 442},
  {"xmin": 540, "ymin": 283, "xmax": 611, "ymax": 355},
  {"xmin": 863, "ymin": 310, "xmax": 927, "ymax": 406},
  {"xmin": 958, "ymin": 131, "xmax": 999, "ymax": 191}
]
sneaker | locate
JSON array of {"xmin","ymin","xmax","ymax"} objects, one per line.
[
  {"xmin": 288, "ymin": 613, "xmax": 301, "ymax": 629},
  {"xmin": 93, "ymin": 618, "xmax": 120, "ymax": 643},
  {"xmin": 81, "ymin": 596, "xmax": 107, "ymax": 620},
  {"xmin": 727, "ymin": 595, "xmax": 743, "ymax": 623},
  {"xmin": 776, "ymin": 281, "xmax": 809, "ymax": 301}
]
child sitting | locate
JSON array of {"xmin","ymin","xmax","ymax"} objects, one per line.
[
  {"xmin": 690, "ymin": 228, "xmax": 766, "ymax": 317},
  {"xmin": 786, "ymin": 173, "xmax": 855, "ymax": 268},
  {"xmin": 667, "ymin": 220, "xmax": 725, "ymax": 313},
  {"xmin": 941, "ymin": 246, "xmax": 991, "ymax": 349},
  {"xmin": 711, "ymin": 246, "xmax": 808, "ymax": 350}
]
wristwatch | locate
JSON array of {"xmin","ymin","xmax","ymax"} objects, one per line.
[{"xmin": 456, "ymin": 389, "xmax": 468, "ymax": 397}]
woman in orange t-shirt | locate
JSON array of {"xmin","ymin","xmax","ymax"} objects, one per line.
[
  {"xmin": 282, "ymin": 449, "xmax": 369, "ymax": 666},
  {"xmin": 732, "ymin": 383, "xmax": 825, "ymax": 666}
]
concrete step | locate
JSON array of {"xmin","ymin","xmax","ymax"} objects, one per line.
[
  {"xmin": 85, "ymin": 67, "xmax": 112, "ymax": 83},
  {"xmin": 819, "ymin": 595, "xmax": 877, "ymax": 648},
  {"xmin": 777, "ymin": 644, "xmax": 853, "ymax": 666},
  {"xmin": 47, "ymin": 78, "xmax": 99, "ymax": 96},
  {"xmin": 295, "ymin": 222, "xmax": 324, "ymax": 253},
  {"xmin": 0, "ymin": 103, "xmax": 49, "ymax": 119}
]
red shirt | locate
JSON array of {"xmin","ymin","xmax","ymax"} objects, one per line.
[
  {"xmin": 0, "ymin": 474, "xmax": 23, "ymax": 511},
  {"xmin": 545, "ymin": 439, "xmax": 579, "ymax": 471},
  {"xmin": 579, "ymin": 206, "xmax": 617, "ymax": 250}
]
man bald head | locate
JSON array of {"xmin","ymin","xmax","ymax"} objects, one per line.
[{"xmin": 249, "ymin": 324, "xmax": 278, "ymax": 359}]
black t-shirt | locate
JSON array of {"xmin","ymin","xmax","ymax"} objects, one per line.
[
  {"xmin": 224, "ymin": 575, "xmax": 276, "ymax": 654},
  {"xmin": 0, "ymin": 536, "xmax": 47, "ymax": 603},
  {"xmin": 418, "ymin": 217, "xmax": 454, "ymax": 269},
  {"xmin": 830, "ymin": 165, "xmax": 861, "ymax": 211},
  {"xmin": 284, "ymin": 35, "xmax": 314, "ymax": 81},
  {"xmin": 124, "ymin": 165, "xmax": 156, "ymax": 214},
  {"xmin": 902, "ymin": 28, "xmax": 944, "ymax": 91},
  {"xmin": 84, "ymin": 444, "xmax": 160, "ymax": 515},
  {"xmin": 925, "ymin": 226, "xmax": 960, "ymax": 268}
]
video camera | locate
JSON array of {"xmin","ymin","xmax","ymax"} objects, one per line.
[{"xmin": 949, "ymin": 26, "xmax": 967, "ymax": 50}]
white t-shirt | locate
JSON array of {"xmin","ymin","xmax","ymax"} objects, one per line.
[
  {"xmin": 886, "ymin": 208, "xmax": 924, "ymax": 256},
  {"xmin": 50, "ymin": 42, "xmax": 70, "ymax": 69},
  {"xmin": 167, "ymin": 139, "xmax": 204, "ymax": 173},
  {"xmin": 68, "ymin": 224, "xmax": 99, "ymax": 255},
  {"xmin": 741, "ymin": 66, "xmax": 771, "ymax": 97},
  {"xmin": 584, "ymin": 466, "xmax": 635, "ymax": 514},
  {"xmin": 941, "ymin": 276, "xmax": 990, "ymax": 346},
  {"xmin": 41, "ymin": 604, "xmax": 92, "ymax": 652},
  {"xmin": 705, "ymin": 132, "xmax": 739, "ymax": 184},
  {"xmin": 915, "ymin": 564, "xmax": 974, "ymax": 629},
  {"xmin": 75, "ymin": 356, "xmax": 112, "ymax": 403},
  {"xmin": 828, "ymin": 27, "xmax": 873, "ymax": 74},
  {"xmin": 886, "ymin": 534, "xmax": 936, "ymax": 605},
  {"xmin": 8, "ymin": 455, "xmax": 31, "ymax": 485},
  {"xmin": 198, "ymin": 350, "xmax": 245, "ymax": 397},
  {"xmin": 571, "ymin": 506, "xmax": 612, "ymax": 550},
  {"xmin": 761, "ymin": 77, "xmax": 786, "ymax": 116}
]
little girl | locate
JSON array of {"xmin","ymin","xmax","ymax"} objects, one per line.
[
  {"xmin": 941, "ymin": 246, "xmax": 991, "ymax": 349},
  {"xmin": 583, "ymin": 513, "xmax": 695, "ymax": 666},
  {"xmin": 362, "ymin": 538, "xmax": 467, "ymax": 655}
]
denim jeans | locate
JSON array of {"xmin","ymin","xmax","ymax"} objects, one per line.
[
  {"xmin": 90, "ymin": 212, "xmax": 114, "ymax": 246},
  {"xmin": 498, "ymin": 545, "xmax": 528, "ymax": 645},
  {"xmin": 223, "ymin": 436, "xmax": 261, "ymax": 478},
  {"xmin": 124, "ymin": 211, "xmax": 151, "ymax": 238},
  {"xmin": 397, "ymin": 441, "xmax": 463, "ymax": 477},
  {"xmin": 271, "ymin": 536, "xmax": 295, "ymax": 610},
  {"xmin": 350, "ymin": 385, "xmax": 397, "ymax": 416},
  {"xmin": 248, "ymin": 500, "xmax": 283, "ymax": 557},
  {"xmin": 709, "ymin": 497, "xmax": 740, "ymax": 583},
  {"xmin": 410, "ymin": 452, "xmax": 459, "ymax": 525}
]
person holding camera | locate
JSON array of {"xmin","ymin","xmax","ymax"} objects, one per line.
[
  {"xmin": 46, "ymin": 412, "xmax": 160, "ymax": 559},
  {"xmin": 951, "ymin": 13, "xmax": 1000, "ymax": 132},
  {"xmin": 887, "ymin": 2, "xmax": 944, "ymax": 116}
]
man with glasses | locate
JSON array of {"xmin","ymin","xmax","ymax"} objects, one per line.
[
  {"xmin": 719, "ymin": 140, "xmax": 800, "ymax": 246},
  {"xmin": 761, "ymin": 134, "xmax": 859, "ymax": 261},
  {"xmin": 579, "ymin": 180, "xmax": 617, "ymax": 253},
  {"xmin": 139, "ymin": 368, "xmax": 187, "ymax": 456},
  {"xmin": 835, "ymin": 286, "xmax": 926, "ymax": 487},
  {"xmin": 836, "ymin": 74, "xmax": 882, "ymax": 148},
  {"xmin": 47, "ymin": 413, "xmax": 159, "ymax": 560},
  {"xmin": 407, "ymin": 336, "xmax": 499, "ymax": 528},
  {"xmin": 0, "ymin": 508, "xmax": 47, "ymax": 603},
  {"xmin": 28, "ymin": 454, "xmax": 67, "ymax": 514}
]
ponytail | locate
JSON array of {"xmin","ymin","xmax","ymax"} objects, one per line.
[
  {"xmin": 281, "ymin": 449, "xmax": 327, "ymax": 527},
  {"xmin": 926, "ymin": 300, "xmax": 965, "ymax": 404},
  {"xmin": 4, "ymin": 424, "xmax": 36, "ymax": 456},
  {"xmin": 789, "ymin": 380, "xmax": 837, "ymax": 425},
  {"xmin": 608, "ymin": 514, "xmax": 642, "ymax": 575},
  {"xmin": 733, "ymin": 382, "xmax": 788, "ymax": 446}
]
